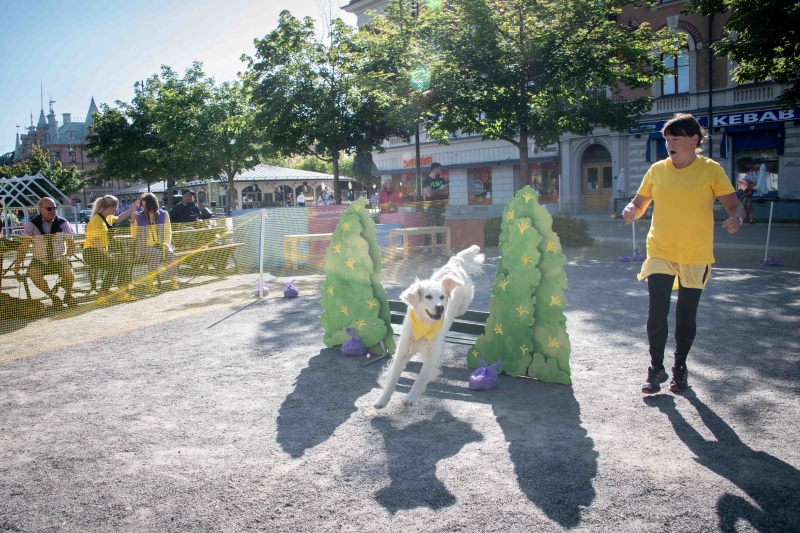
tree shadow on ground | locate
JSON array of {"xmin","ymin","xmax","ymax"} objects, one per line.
[
  {"xmin": 275, "ymin": 348, "xmax": 379, "ymax": 459},
  {"xmin": 371, "ymin": 410, "xmax": 483, "ymax": 514},
  {"xmin": 645, "ymin": 391, "xmax": 800, "ymax": 532}
]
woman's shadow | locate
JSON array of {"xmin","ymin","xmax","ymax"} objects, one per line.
[{"xmin": 646, "ymin": 392, "xmax": 800, "ymax": 532}]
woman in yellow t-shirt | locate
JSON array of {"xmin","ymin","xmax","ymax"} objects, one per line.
[
  {"xmin": 84, "ymin": 195, "xmax": 139, "ymax": 298},
  {"xmin": 623, "ymin": 113, "xmax": 745, "ymax": 394}
]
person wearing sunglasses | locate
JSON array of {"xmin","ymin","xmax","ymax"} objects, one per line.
[{"xmin": 14, "ymin": 197, "xmax": 77, "ymax": 310}]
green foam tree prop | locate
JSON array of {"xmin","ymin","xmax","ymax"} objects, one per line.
[
  {"xmin": 320, "ymin": 197, "xmax": 395, "ymax": 354},
  {"xmin": 468, "ymin": 186, "xmax": 571, "ymax": 384}
]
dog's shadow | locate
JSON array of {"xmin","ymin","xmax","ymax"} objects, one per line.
[
  {"xmin": 277, "ymin": 347, "xmax": 596, "ymax": 526},
  {"xmin": 645, "ymin": 392, "xmax": 800, "ymax": 531},
  {"xmin": 371, "ymin": 410, "xmax": 483, "ymax": 513}
]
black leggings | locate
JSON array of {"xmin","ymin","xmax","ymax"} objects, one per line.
[{"xmin": 647, "ymin": 273, "xmax": 704, "ymax": 370}]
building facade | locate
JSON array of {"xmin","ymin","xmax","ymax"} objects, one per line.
[
  {"xmin": 11, "ymin": 97, "xmax": 131, "ymax": 208},
  {"xmin": 344, "ymin": 0, "xmax": 799, "ymax": 221}
]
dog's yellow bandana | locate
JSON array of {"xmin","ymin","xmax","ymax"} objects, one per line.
[{"xmin": 409, "ymin": 309, "xmax": 444, "ymax": 340}]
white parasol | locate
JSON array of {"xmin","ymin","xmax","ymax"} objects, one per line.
[
  {"xmin": 756, "ymin": 163, "xmax": 768, "ymax": 195},
  {"xmin": 616, "ymin": 167, "xmax": 628, "ymax": 196}
]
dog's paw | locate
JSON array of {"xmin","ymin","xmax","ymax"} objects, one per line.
[
  {"xmin": 374, "ymin": 396, "xmax": 389, "ymax": 409},
  {"xmin": 402, "ymin": 394, "xmax": 418, "ymax": 407}
]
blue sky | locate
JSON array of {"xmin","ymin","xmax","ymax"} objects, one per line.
[{"xmin": 0, "ymin": 0, "xmax": 357, "ymax": 155}]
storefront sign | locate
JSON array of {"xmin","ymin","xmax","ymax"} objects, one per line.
[
  {"xmin": 403, "ymin": 156, "xmax": 433, "ymax": 168},
  {"xmin": 629, "ymin": 107, "xmax": 800, "ymax": 135},
  {"xmin": 471, "ymin": 180, "xmax": 484, "ymax": 195}
]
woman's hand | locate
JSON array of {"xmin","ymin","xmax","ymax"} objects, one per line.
[
  {"xmin": 722, "ymin": 217, "xmax": 742, "ymax": 234},
  {"xmin": 622, "ymin": 203, "xmax": 637, "ymax": 223},
  {"xmin": 622, "ymin": 194, "xmax": 652, "ymax": 224}
]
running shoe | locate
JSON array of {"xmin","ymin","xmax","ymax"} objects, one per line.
[{"xmin": 642, "ymin": 366, "xmax": 669, "ymax": 394}]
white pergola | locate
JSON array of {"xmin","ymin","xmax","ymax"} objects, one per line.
[{"xmin": 0, "ymin": 173, "xmax": 69, "ymax": 236}]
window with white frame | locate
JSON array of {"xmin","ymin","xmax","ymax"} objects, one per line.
[{"xmin": 662, "ymin": 49, "xmax": 689, "ymax": 95}]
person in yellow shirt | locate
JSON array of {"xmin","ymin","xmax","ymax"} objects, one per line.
[
  {"xmin": 623, "ymin": 113, "xmax": 745, "ymax": 394},
  {"xmin": 134, "ymin": 193, "xmax": 179, "ymax": 291},
  {"xmin": 84, "ymin": 195, "xmax": 139, "ymax": 300}
]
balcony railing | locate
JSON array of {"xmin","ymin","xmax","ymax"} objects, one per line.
[
  {"xmin": 732, "ymin": 85, "xmax": 774, "ymax": 104},
  {"xmin": 655, "ymin": 95, "xmax": 690, "ymax": 113}
]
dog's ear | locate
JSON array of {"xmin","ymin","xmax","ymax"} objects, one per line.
[
  {"xmin": 400, "ymin": 281, "xmax": 422, "ymax": 307},
  {"xmin": 441, "ymin": 276, "xmax": 463, "ymax": 298}
]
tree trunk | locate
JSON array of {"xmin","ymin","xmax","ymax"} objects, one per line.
[
  {"xmin": 167, "ymin": 179, "xmax": 176, "ymax": 208},
  {"xmin": 227, "ymin": 170, "xmax": 236, "ymax": 216},
  {"xmin": 518, "ymin": 134, "xmax": 530, "ymax": 189},
  {"xmin": 332, "ymin": 153, "xmax": 340, "ymax": 205}
]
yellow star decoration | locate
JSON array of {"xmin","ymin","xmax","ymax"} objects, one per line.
[
  {"xmin": 340, "ymin": 305, "xmax": 348, "ymax": 315},
  {"xmin": 345, "ymin": 258, "xmax": 356, "ymax": 269},
  {"xmin": 326, "ymin": 285, "xmax": 334, "ymax": 296},
  {"xmin": 342, "ymin": 222, "xmax": 350, "ymax": 231},
  {"xmin": 517, "ymin": 220, "xmax": 530, "ymax": 234},
  {"xmin": 548, "ymin": 336, "xmax": 561, "ymax": 348},
  {"xmin": 505, "ymin": 210, "xmax": 515, "ymax": 221},
  {"xmin": 515, "ymin": 305, "xmax": 530, "ymax": 317},
  {"xmin": 353, "ymin": 204, "xmax": 361, "ymax": 212},
  {"xmin": 355, "ymin": 319, "xmax": 366, "ymax": 330},
  {"xmin": 550, "ymin": 295, "xmax": 562, "ymax": 307},
  {"xmin": 472, "ymin": 349, "xmax": 479, "ymax": 358},
  {"xmin": 333, "ymin": 244, "xmax": 341, "ymax": 254},
  {"xmin": 498, "ymin": 279, "xmax": 510, "ymax": 291},
  {"xmin": 521, "ymin": 254, "xmax": 533, "ymax": 266},
  {"xmin": 356, "ymin": 239, "xmax": 365, "ymax": 248},
  {"xmin": 546, "ymin": 241, "xmax": 557, "ymax": 253},
  {"xmin": 522, "ymin": 191, "xmax": 535, "ymax": 203},
  {"xmin": 494, "ymin": 324, "xmax": 503, "ymax": 335},
  {"xmin": 366, "ymin": 299, "xmax": 378, "ymax": 309},
  {"xmin": 520, "ymin": 344, "xmax": 530, "ymax": 356}
]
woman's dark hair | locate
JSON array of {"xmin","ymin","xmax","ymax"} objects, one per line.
[
  {"xmin": 661, "ymin": 113, "xmax": 709, "ymax": 151},
  {"xmin": 141, "ymin": 193, "xmax": 159, "ymax": 213}
]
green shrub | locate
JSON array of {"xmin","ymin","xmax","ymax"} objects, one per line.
[
  {"xmin": 484, "ymin": 217, "xmax": 502, "ymax": 247},
  {"xmin": 551, "ymin": 215, "xmax": 594, "ymax": 247}
]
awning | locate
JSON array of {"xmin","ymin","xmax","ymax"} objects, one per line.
[
  {"xmin": 720, "ymin": 122, "xmax": 784, "ymax": 159},
  {"xmin": 645, "ymin": 132, "xmax": 663, "ymax": 163}
]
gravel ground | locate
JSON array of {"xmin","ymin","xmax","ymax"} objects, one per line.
[{"xmin": 1, "ymin": 245, "xmax": 799, "ymax": 532}]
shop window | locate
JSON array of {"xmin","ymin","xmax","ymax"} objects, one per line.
[
  {"xmin": 468, "ymin": 168, "xmax": 492, "ymax": 205},
  {"xmin": 513, "ymin": 162, "xmax": 560, "ymax": 203},
  {"xmin": 662, "ymin": 49, "xmax": 689, "ymax": 95},
  {"xmin": 735, "ymin": 150, "xmax": 779, "ymax": 195},
  {"xmin": 69, "ymin": 151, "xmax": 76, "ymax": 162}
]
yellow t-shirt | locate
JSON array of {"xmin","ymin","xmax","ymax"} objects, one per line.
[
  {"xmin": 84, "ymin": 214, "xmax": 118, "ymax": 251},
  {"xmin": 637, "ymin": 156, "xmax": 734, "ymax": 265}
]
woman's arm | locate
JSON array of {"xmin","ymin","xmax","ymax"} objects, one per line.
[
  {"xmin": 115, "ymin": 200, "xmax": 141, "ymax": 223},
  {"xmin": 719, "ymin": 192, "xmax": 745, "ymax": 234},
  {"xmin": 622, "ymin": 194, "xmax": 653, "ymax": 223}
]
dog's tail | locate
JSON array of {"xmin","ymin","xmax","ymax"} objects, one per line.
[{"xmin": 457, "ymin": 245, "xmax": 485, "ymax": 275}]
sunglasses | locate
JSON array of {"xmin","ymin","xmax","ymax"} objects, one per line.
[{"xmin": 42, "ymin": 207, "xmax": 57, "ymax": 212}]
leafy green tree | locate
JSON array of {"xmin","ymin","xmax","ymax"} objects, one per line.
[
  {"xmin": 156, "ymin": 64, "xmax": 265, "ymax": 214},
  {"xmin": 321, "ymin": 197, "xmax": 394, "ymax": 354},
  {"xmin": 85, "ymin": 76, "xmax": 190, "ymax": 204},
  {"xmin": 419, "ymin": 0, "xmax": 679, "ymax": 185},
  {"xmin": 468, "ymin": 186, "xmax": 571, "ymax": 384},
  {"xmin": 245, "ymin": 10, "xmax": 407, "ymax": 203},
  {"xmin": 689, "ymin": 0, "xmax": 799, "ymax": 106}
]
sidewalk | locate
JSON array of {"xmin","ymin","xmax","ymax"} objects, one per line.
[{"xmin": 572, "ymin": 212, "xmax": 800, "ymax": 253}]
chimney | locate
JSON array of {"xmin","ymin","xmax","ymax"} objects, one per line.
[{"xmin": 63, "ymin": 113, "xmax": 71, "ymax": 123}]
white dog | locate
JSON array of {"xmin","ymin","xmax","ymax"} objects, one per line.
[{"xmin": 374, "ymin": 245, "xmax": 485, "ymax": 408}]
